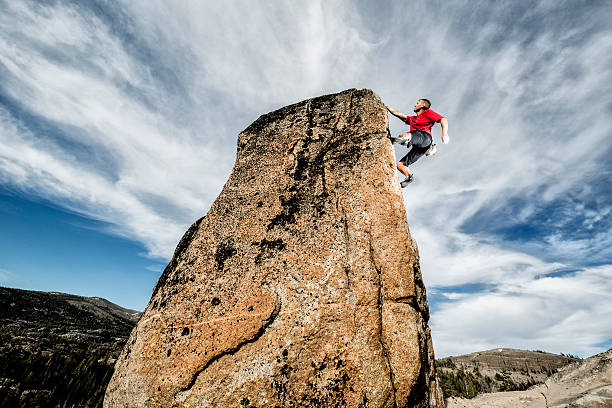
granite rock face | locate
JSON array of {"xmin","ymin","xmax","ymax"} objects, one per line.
[{"xmin": 104, "ymin": 89, "xmax": 443, "ymax": 407}]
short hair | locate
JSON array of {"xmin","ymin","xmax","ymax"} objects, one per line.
[{"xmin": 420, "ymin": 99, "xmax": 431, "ymax": 109}]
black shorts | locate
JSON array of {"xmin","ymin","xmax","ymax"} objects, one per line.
[{"xmin": 399, "ymin": 130, "xmax": 432, "ymax": 166}]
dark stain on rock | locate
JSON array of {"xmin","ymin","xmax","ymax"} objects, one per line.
[
  {"xmin": 267, "ymin": 189, "xmax": 329, "ymax": 232},
  {"xmin": 299, "ymin": 354, "xmax": 352, "ymax": 407},
  {"xmin": 253, "ymin": 238, "xmax": 287, "ymax": 264},
  {"xmin": 358, "ymin": 394, "xmax": 369, "ymax": 408},
  {"xmin": 259, "ymin": 238, "xmax": 287, "ymax": 251},
  {"xmin": 215, "ymin": 239, "xmax": 237, "ymax": 272},
  {"xmin": 267, "ymin": 194, "xmax": 303, "ymax": 231}
]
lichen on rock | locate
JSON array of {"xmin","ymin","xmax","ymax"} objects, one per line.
[{"xmin": 104, "ymin": 88, "xmax": 444, "ymax": 408}]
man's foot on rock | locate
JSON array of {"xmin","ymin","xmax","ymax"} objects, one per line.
[
  {"xmin": 400, "ymin": 175, "xmax": 414, "ymax": 188},
  {"xmin": 388, "ymin": 135, "xmax": 411, "ymax": 146},
  {"xmin": 425, "ymin": 143, "xmax": 437, "ymax": 156}
]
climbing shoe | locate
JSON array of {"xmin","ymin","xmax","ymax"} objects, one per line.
[
  {"xmin": 400, "ymin": 175, "xmax": 414, "ymax": 188},
  {"xmin": 425, "ymin": 143, "xmax": 437, "ymax": 156},
  {"xmin": 388, "ymin": 135, "xmax": 411, "ymax": 146}
]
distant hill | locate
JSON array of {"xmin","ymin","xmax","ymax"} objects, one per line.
[
  {"xmin": 446, "ymin": 348, "xmax": 612, "ymax": 407},
  {"xmin": 0, "ymin": 286, "xmax": 141, "ymax": 407},
  {"xmin": 436, "ymin": 348, "xmax": 580, "ymax": 399}
]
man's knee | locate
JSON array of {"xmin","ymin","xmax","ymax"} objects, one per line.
[
  {"xmin": 401, "ymin": 132, "xmax": 412, "ymax": 139},
  {"xmin": 397, "ymin": 161, "xmax": 406, "ymax": 170}
]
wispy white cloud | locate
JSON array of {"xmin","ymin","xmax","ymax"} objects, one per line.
[
  {"xmin": 0, "ymin": 0, "xmax": 377, "ymax": 258},
  {"xmin": 120, "ymin": 0, "xmax": 376, "ymax": 109},
  {"xmin": 431, "ymin": 265, "xmax": 612, "ymax": 357},
  {"xmin": 374, "ymin": 0, "xmax": 611, "ymax": 357},
  {"xmin": 0, "ymin": 1, "xmax": 238, "ymax": 257},
  {"xmin": 412, "ymin": 226, "xmax": 564, "ymax": 288},
  {"xmin": 0, "ymin": 0, "xmax": 610, "ymax": 357},
  {"xmin": 146, "ymin": 264, "xmax": 164, "ymax": 273},
  {"xmin": 0, "ymin": 106, "xmax": 186, "ymax": 257}
]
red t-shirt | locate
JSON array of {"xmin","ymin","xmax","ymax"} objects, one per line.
[{"xmin": 404, "ymin": 109, "xmax": 444, "ymax": 134}]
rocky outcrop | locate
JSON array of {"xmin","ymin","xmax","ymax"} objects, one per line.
[
  {"xmin": 446, "ymin": 348, "xmax": 612, "ymax": 408},
  {"xmin": 437, "ymin": 348, "xmax": 579, "ymax": 398},
  {"xmin": 104, "ymin": 89, "xmax": 443, "ymax": 407}
]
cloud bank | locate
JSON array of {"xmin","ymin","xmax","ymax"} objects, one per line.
[{"xmin": 1, "ymin": 0, "xmax": 610, "ymax": 357}]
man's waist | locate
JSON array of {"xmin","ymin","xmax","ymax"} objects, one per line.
[{"xmin": 410, "ymin": 128, "xmax": 432, "ymax": 135}]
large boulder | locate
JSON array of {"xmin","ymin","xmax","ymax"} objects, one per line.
[{"xmin": 104, "ymin": 88, "xmax": 444, "ymax": 407}]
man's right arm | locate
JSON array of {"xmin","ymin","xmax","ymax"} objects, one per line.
[
  {"xmin": 440, "ymin": 117, "xmax": 449, "ymax": 144},
  {"xmin": 385, "ymin": 104, "xmax": 407, "ymax": 121}
]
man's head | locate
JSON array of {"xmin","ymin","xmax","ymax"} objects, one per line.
[{"xmin": 413, "ymin": 98, "xmax": 431, "ymax": 113}]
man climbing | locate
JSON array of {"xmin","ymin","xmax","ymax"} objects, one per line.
[{"xmin": 385, "ymin": 99, "xmax": 449, "ymax": 187}]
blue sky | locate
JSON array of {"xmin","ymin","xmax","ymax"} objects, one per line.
[{"xmin": 0, "ymin": 0, "xmax": 611, "ymax": 358}]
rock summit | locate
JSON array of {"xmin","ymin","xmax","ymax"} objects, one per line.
[{"xmin": 104, "ymin": 89, "xmax": 443, "ymax": 407}]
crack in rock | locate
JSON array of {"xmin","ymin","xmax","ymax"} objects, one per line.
[
  {"xmin": 369, "ymin": 234, "xmax": 398, "ymax": 407},
  {"xmin": 174, "ymin": 296, "xmax": 281, "ymax": 400}
]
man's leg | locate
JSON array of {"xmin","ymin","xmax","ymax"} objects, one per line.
[
  {"xmin": 397, "ymin": 134, "xmax": 431, "ymax": 187},
  {"xmin": 397, "ymin": 152, "xmax": 414, "ymax": 187},
  {"xmin": 404, "ymin": 132, "xmax": 432, "ymax": 164},
  {"xmin": 397, "ymin": 160, "xmax": 411, "ymax": 178},
  {"xmin": 397, "ymin": 160, "xmax": 413, "ymax": 187}
]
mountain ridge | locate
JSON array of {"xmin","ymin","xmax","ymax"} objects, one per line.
[
  {"xmin": 437, "ymin": 348, "xmax": 580, "ymax": 399},
  {"xmin": 446, "ymin": 347, "xmax": 612, "ymax": 407},
  {"xmin": 0, "ymin": 286, "xmax": 140, "ymax": 407}
]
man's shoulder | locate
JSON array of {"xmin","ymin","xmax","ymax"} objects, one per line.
[{"xmin": 423, "ymin": 109, "xmax": 444, "ymax": 119}]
